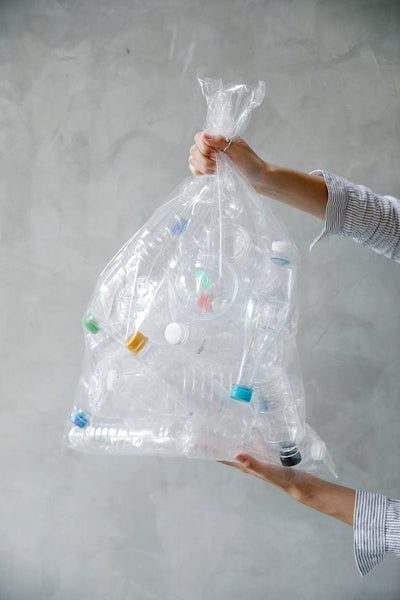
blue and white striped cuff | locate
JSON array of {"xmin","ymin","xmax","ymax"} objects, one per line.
[
  {"xmin": 309, "ymin": 169, "xmax": 350, "ymax": 251},
  {"xmin": 353, "ymin": 490, "xmax": 387, "ymax": 576}
]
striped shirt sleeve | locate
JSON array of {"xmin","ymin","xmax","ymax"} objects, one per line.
[
  {"xmin": 353, "ymin": 490, "xmax": 400, "ymax": 575},
  {"xmin": 309, "ymin": 170, "xmax": 400, "ymax": 263}
]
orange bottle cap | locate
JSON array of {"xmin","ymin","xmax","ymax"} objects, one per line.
[{"xmin": 125, "ymin": 331, "xmax": 148, "ymax": 354}]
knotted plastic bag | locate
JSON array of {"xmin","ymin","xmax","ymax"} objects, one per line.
[{"xmin": 65, "ymin": 78, "xmax": 336, "ymax": 477}]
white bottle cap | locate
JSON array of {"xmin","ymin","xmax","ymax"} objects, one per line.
[
  {"xmin": 310, "ymin": 439, "xmax": 327, "ymax": 461},
  {"xmin": 164, "ymin": 322, "xmax": 188, "ymax": 345}
]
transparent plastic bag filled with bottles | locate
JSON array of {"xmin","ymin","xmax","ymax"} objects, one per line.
[{"xmin": 65, "ymin": 78, "xmax": 336, "ymax": 477}]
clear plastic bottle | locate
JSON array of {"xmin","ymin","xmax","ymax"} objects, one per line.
[
  {"xmin": 83, "ymin": 204, "xmax": 192, "ymax": 354},
  {"xmin": 251, "ymin": 368, "xmax": 304, "ymax": 466},
  {"xmin": 67, "ymin": 419, "xmax": 184, "ymax": 455},
  {"xmin": 82, "ymin": 312, "xmax": 148, "ymax": 355},
  {"xmin": 164, "ymin": 320, "xmax": 240, "ymax": 364},
  {"xmin": 230, "ymin": 242, "xmax": 297, "ymax": 403}
]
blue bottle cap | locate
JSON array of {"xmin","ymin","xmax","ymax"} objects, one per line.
[
  {"xmin": 230, "ymin": 384, "xmax": 252, "ymax": 402},
  {"xmin": 170, "ymin": 218, "xmax": 188, "ymax": 236},
  {"xmin": 69, "ymin": 409, "xmax": 90, "ymax": 428}
]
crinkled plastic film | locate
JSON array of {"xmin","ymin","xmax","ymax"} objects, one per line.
[{"xmin": 65, "ymin": 78, "xmax": 336, "ymax": 478}]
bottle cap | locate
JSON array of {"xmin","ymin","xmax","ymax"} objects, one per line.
[
  {"xmin": 230, "ymin": 384, "xmax": 253, "ymax": 402},
  {"xmin": 164, "ymin": 322, "xmax": 188, "ymax": 345},
  {"xmin": 170, "ymin": 218, "xmax": 188, "ymax": 236},
  {"xmin": 279, "ymin": 445, "xmax": 302, "ymax": 467},
  {"xmin": 197, "ymin": 293, "xmax": 213, "ymax": 312},
  {"xmin": 69, "ymin": 408, "xmax": 90, "ymax": 428},
  {"xmin": 195, "ymin": 269, "xmax": 210, "ymax": 289},
  {"xmin": 125, "ymin": 331, "xmax": 148, "ymax": 354},
  {"xmin": 82, "ymin": 314, "xmax": 100, "ymax": 334},
  {"xmin": 310, "ymin": 440, "xmax": 327, "ymax": 461}
]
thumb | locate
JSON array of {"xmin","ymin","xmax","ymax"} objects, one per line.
[
  {"xmin": 235, "ymin": 453, "xmax": 279, "ymax": 479},
  {"xmin": 203, "ymin": 131, "xmax": 233, "ymax": 152},
  {"xmin": 235, "ymin": 453, "xmax": 260, "ymax": 470}
]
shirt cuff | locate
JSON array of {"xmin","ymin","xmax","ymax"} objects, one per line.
[
  {"xmin": 353, "ymin": 490, "xmax": 387, "ymax": 576},
  {"xmin": 309, "ymin": 170, "xmax": 350, "ymax": 252},
  {"xmin": 386, "ymin": 497, "xmax": 400, "ymax": 556}
]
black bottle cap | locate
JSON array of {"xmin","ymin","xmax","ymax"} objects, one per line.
[{"xmin": 280, "ymin": 447, "xmax": 302, "ymax": 467}]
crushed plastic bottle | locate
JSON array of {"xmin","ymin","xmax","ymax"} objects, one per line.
[
  {"xmin": 164, "ymin": 320, "xmax": 241, "ymax": 365},
  {"xmin": 230, "ymin": 242, "xmax": 297, "ymax": 403},
  {"xmin": 251, "ymin": 368, "xmax": 304, "ymax": 466},
  {"xmin": 68, "ymin": 420, "xmax": 184, "ymax": 456}
]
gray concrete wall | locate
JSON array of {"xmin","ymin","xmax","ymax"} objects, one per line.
[{"xmin": 1, "ymin": 1, "xmax": 399, "ymax": 598}]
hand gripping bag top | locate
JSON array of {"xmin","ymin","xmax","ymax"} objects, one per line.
[{"xmin": 66, "ymin": 78, "xmax": 336, "ymax": 477}]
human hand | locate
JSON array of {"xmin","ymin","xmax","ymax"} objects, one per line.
[
  {"xmin": 220, "ymin": 453, "xmax": 311, "ymax": 500},
  {"xmin": 188, "ymin": 131, "xmax": 328, "ymax": 219},
  {"xmin": 188, "ymin": 131, "xmax": 270, "ymax": 195},
  {"xmin": 221, "ymin": 453, "xmax": 355, "ymax": 525}
]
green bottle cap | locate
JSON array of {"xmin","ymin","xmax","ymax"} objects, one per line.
[
  {"xmin": 195, "ymin": 269, "xmax": 210, "ymax": 289},
  {"xmin": 82, "ymin": 314, "xmax": 100, "ymax": 334}
]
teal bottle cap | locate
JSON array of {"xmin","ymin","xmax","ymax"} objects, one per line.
[
  {"xmin": 195, "ymin": 269, "xmax": 210, "ymax": 288},
  {"xmin": 82, "ymin": 314, "xmax": 100, "ymax": 334},
  {"xmin": 230, "ymin": 384, "xmax": 252, "ymax": 402}
]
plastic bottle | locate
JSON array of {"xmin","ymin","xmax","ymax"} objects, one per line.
[
  {"xmin": 164, "ymin": 320, "xmax": 240, "ymax": 364},
  {"xmin": 112, "ymin": 357, "xmax": 231, "ymax": 420},
  {"xmin": 135, "ymin": 276, "xmax": 178, "ymax": 345},
  {"xmin": 68, "ymin": 398, "xmax": 193, "ymax": 455},
  {"xmin": 82, "ymin": 204, "xmax": 193, "ymax": 354},
  {"xmin": 82, "ymin": 312, "xmax": 148, "ymax": 355},
  {"xmin": 251, "ymin": 369, "xmax": 303, "ymax": 466},
  {"xmin": 67, "ymin": 420, "xmax": 183, "ymax": 455},
  {"xmin": 230, "ymin": 242, "xmax": 297, "ymax": 403}
]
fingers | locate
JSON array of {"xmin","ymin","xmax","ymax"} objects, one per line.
[
  {"xmin": 188, "ymin": 141, "xmax": 216, "ymax": 176},
  {"xmin": 234, "ymin": 454, "xmax": 274, "ymax": 481},
  {"xmin": 188, "ymin": 130, "xmax": 238, "ymax": 176},
  {"xmin": 195, "ymin": 131, "xmax": 228, "ymax": 154},
  {"xmin": 218, "ymin": 459, "xmax": 259, "ymax": 478},
  {"xmin": 220, "ymin": 453, "xmax": 303, "ymax": 491}
]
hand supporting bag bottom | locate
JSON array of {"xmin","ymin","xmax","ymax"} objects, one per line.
[{"xmin": 65, "ymin": 78, "xmax": 336, "ymax": 478}]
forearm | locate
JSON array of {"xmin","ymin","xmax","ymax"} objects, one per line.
[
  {"xmin": 259, "ymin": 163, "xmax": 328, "ymax": 220},
  {"xmin": 226, "ymin": 454, "xmax": 356, "ymax": 526},
  {"xmin": 290, "ymin": 473, "xmax": 356, "ymax": 525}
]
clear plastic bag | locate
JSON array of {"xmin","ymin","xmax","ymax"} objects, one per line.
[{"xmin": 66, "ymin": 78, "xmax": 336, "ymax": 477}]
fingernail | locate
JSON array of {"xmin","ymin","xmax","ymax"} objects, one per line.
[
  {"xmin": 204, "ymin": 132, "xmax": 213, "ymax": 140},
  {"xmin": 235, "ymin": 455, "xmax": 245, "ymax": 462}
]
